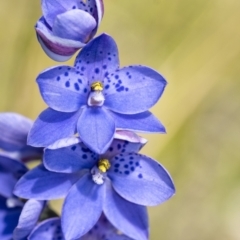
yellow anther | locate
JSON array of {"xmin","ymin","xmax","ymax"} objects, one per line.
[
  {"xmin": 91, "ymin": 81, "xmax": 103, "ymax": 92},
  {"xmin": 98, "ymin": 159, "xmax": 111, "ymax": 173}
]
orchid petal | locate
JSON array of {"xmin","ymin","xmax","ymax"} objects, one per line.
[
  {"xmin": 109, "ymin": 153, "xmax": 175, "ymax": 206},
  {"xmin": 44, "ymin": 141, "xmax": 98, "ymax": 173},
  {"xmin": 110, "ymin": 110, "xmax": 166, "ymax": 133},
  {"xmin": 28, "ymin": 108, "xmax": 81, "ymax": 148},
  {"xmin": 0, "ymin": 156, "xmax": 28, "ymax": 198},
  {"xmin": 62, "ymin": 173, "xmax": 104, "ymax": 239},
  {"xmin": 103, "ymin": 180, "xmax": 148, "ymax": 240},
  {"xmin": 52, "ymin": 9, "xmax": 96, "ymax": 42},
  {"xmin": 77, "ymin": 107, "xmax": 115, "ymax": 154},
  {"xmin": 14, "ymin": 164, "xmax": 81, "ymax": 200},
  {"xmin": 101, "ymin": 137, "xmax": 146, "ymax": 160},
  {"xmin": 41, "ymin": 0, "xmax": 79, "ymax": 27},
  {"xmin": 0, "ymin": 113, "xmax": 32, "ymax": 151},
  {"xmin": 114, "ymin": 130, "xmax": 147, "ymax": 144},
  {"xmin": 79, "ymin": 0, "xmax": 103, "ymax": 24},
  {"xmin": 13, "ymin": 200, "xmax": 45, "ymax": 240},
  {"xmin": 37, "ymin": 66, "xmax": 88, "ymax": 112},
  {"xmin": 104, "ymin": 66, "xmax": 167, "ymax": 114},
  {"xmin": 29, "ymin": 218, "xmax": 63, "ymax": 240},
  {"xmin": 36, "ymin": 18, "xmax": 84, "ymax": 62},
  {"xmin": 81, "ymin": 214, "xmax": 133, "ymax": 240},
  {"xmin": 74, "ymin": 33, "xmax": 119, "ymax": 83}
]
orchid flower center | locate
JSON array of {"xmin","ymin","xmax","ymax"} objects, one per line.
[
  {"xmin": 91, "ymin": 159, "xmax": 111, "ymax": 185},
  {"xmin": 87, "ymin": 81, "xmax": 105, "ymax": 107},
  {"xmin": 98, "ymin": 159, "xmax": 111, "ymax": 172}
]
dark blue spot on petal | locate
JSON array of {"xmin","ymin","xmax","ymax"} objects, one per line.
[
  {"xmin": 74, "ymin": 83, "xmax": 80, "ymax": 91},
  {"xmin": 124, "ymin": 171, "xmax": 130, "ymax": 175},
  {"xmin": 81, "ymin": 147, "xmax": 89, "ymax": 152},
  {"xmin": 64, "ymin": 72, "xmax": 69, "ymax": 76},
  {"xmin": 65, "ymin": 81, "xmax": 70, "ymax": 87},
  {"xmin": 124, "ymin": 164, "xmax": 128, "ymax": 168},
  {"xmin": 95, "ymin": 68, "xmax": 100, "ymax": 74},
  {"xmin": 82, "ymin": 154, "xmax": 88, "ymax": 159},
  {"xmin": 114, "ymin": 163, "xmax": 120, "ymax": 168},
  {"xmin": 138, "ymin": 174, "xmax": 143, "ymax": 178},
  {"xmin": 71, "ymin": 146, "xmax": 76, "ymax": 151},
  {"xmin": 117, "ymin": 86, "xmax": 125, "ymax": 92}
]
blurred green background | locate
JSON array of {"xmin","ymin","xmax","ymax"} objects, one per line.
[{"xmin": 1, "ymin": 0, "xmax": 240, "ymax": 239}]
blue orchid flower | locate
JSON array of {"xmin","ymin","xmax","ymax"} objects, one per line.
[
  {"xmin": 29, "ymin": 215, "xmax": 134, "ymax": 240},
  {"xmin": 0, "ymin": 156, "xmax": 44, "ymax": 240},
  {"xmin": 0, "ymin": 113, "xmax": 45, "ymax": 239},
  {"xmin": 14, "ymin": 135, "xmax": 175, "ymax": 240},
  {"xmin": 28, "ymin": 33, "xmax": 167, "ymax": 154},
  {"xmin": 0, "ymin": 113, "xmax": 42, "ymax": 163},
  {"xmin": 36, "ymin": 0, "xmax": 104, "ymax": 61}
]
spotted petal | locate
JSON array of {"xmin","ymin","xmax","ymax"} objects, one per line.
[
  {"xmin": 108, "ymin": 153, "xmax": 175, "ymax": 206},
  {"xmin": 74, "ymin": 33, "xmax": 119, "ymax": 83},
  {"xmin": 111, "ymin": 110, "xmax": 166, "ymax": 133},
  {"xmin": 103, "ymin": 180, "xmax": 148, "ymax": 240},
  {"xmin": 29, "ymin": 218, "xmax": 63, "ymax": 240},
  {"xmin": 104, "ymin": 66, "xmax": 167, "ymax": 114},
  {"xmin": 78, "ymin": 0, "xmax": 104, "ymax": 26},
  {"xmin": 77, "ymin": 107, "xmax": 115, "ymax": 154},
  {"xmin": 13, "ymin": 200, "xmax": 45, "ymax": 240},
  {"xmin": 14, "ymin": 165, "xmax": 81, "ymax": 200},
  {"xmin": 28, "ymin": 108, "xmax": 81, "ymax": 148},
  {"xmin": 62, "ymin": 173, "xmax": 104, "ymax": 240},
  {"xmin": 37, "ymin": 66, "xmax": 88, "ymax": 112},
  {"xmin": 101, "ymin": 135, "xmax": 147, "ymax": 160},
  {"xmin": 44, "ymin": 140, "xmax": 98, "ymax": 173}
]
